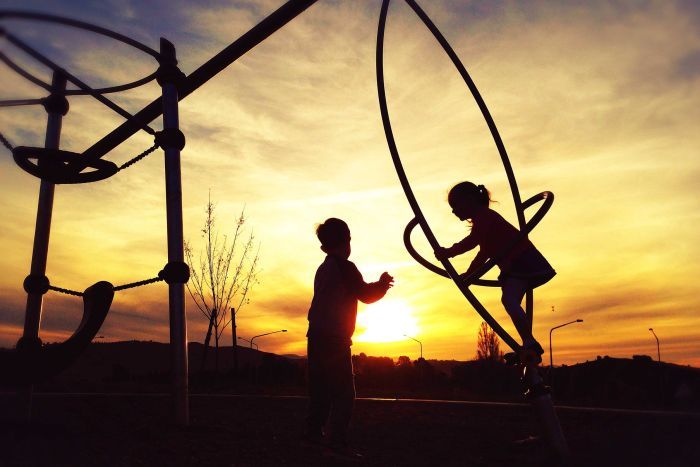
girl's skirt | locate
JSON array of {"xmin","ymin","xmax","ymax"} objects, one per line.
[{"xmin": 499, "ymin": 247, "xmax": 556, "ymax": 289}]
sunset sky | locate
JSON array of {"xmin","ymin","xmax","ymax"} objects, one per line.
[{"xmin": 1, "ymin": 0, "xmax": 699, "ymax": 366}]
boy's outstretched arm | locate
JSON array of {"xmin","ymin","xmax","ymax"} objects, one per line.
[{"xmin": 356, "ymin": 272, "xmax": 394, "ymax": 304}]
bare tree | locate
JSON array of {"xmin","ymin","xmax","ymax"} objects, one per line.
[
  {"xmin": 185, "ymin": 193, "xmax": 260, "ymax": 373},
  {"xmin": 476, "ymin": 321, "xmax": 503, "ymax": 362}
]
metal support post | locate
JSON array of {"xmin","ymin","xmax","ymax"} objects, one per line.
[
  {"xmin": 18, "ymin": 71, "xmax": 67, "ymax": 420},
  {"xmin": 158, "ymin": 38, "xmax": 189, "ymax": 426},
  {"xmin": 522, "ymin": 365, "xmax": 570, "ymax": 464}
]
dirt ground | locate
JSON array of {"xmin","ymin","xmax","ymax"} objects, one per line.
[{"xmin": 1, "ymin": 394, "xmax": 698, "ymax": 466}]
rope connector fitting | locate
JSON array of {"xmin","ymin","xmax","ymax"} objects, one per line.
[
  {"xmin": 159, "ymin": 261, "xmax": 190, "ymax": 285},
  {"xmin": 155, "ymin": 128, "xmax": 186, "ymax": 151},
  {"xmin": 42, "ymin": 94, "xmax": 69, "ymax": 116},
  {"xmin": 23, "ymin": 274, "xmax": 50, "ymax": 295}
]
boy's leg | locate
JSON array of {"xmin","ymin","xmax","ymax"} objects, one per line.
[
  {"xmin": 306, "ymin": 339, "xmax": 331, "ymax": 441},
  {"xmin": 327, "ymin": 344, "xmax": 355, "ymax": 448}
]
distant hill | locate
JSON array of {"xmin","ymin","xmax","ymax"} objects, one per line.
[
  {"xmin": 547, "ymin": 355, "xmax": 700, "ymax": 410},
  {"xmin": 0, "ymin": 341, "xmax": 304, "ymax": 393},
  {"xmin": 2, "ymin": 342, "xmax": 698, "ymax": 411}
]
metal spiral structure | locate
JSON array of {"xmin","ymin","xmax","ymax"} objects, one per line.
[
  {"xmin": 376, "ymin": 0, "xmax": 569, "ymax": 461},
  {"xmin": 376, "ymin": 0, "xmax": 558, "ymax": 352}
]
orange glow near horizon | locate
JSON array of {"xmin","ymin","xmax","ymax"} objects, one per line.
[{"xmin": 354, "ymin": 299, "xmax": 419, "ymax": 344}]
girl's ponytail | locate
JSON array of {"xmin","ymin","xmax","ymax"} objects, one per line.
[{"xmin": 476, "ymin": 184, "xmax": 491, "ymax": 207}]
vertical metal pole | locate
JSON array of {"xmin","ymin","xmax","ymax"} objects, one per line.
[
  {"xmin": 159, "ymin": 39, "xmax": 189, "ymax": 426},
  {"xmin": 549, "ymin": 328, "xmax": 554, "ymax": 390},
  {"xmin": 19, "ymin": 71, "xmax": 67, "ymax": 420},
  {"xmin": 523, "ymin": 366, "xmax": 570, "ymax": 464},
  {"xmin": 231, "ymin": 307, "xmax": 239, "ymax": 373},
  {"xmin": 649, "ymin": 328, "xmax": 662, "ymax": 406},
  {"xmin": 549, "ymin": 329, "xmax": 554, "ymax": 370}
]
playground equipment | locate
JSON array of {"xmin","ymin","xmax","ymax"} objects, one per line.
[
  {"xmin": 2, "ymin": 1, "xmax": 569, "ymax": 459},
  {"xmin": 1, "ymin": 0, "xmax": 318, "ymax": 426},
  {"xmin": 0, "ymin": 11, "xmax": 192, "ymax": 424},
  {"xmin": 377, "ymin": 0, "xmax": 569, "ymax": 461}
]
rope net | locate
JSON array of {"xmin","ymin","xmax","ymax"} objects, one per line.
[{"xmin": 48, "ymin": 275, "xmax": 163, "ymax": 297}]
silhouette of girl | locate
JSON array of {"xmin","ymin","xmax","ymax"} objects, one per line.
[{"xmin": 436, "ymin": 182, "xmax": 555, "ymax": 363}]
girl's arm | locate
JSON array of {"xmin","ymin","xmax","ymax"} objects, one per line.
[
  {"xmin": 436, "ymin": 210, "xmax": 492, "ymax": 260},
  {"xmin": 435, "ymin": 234, "xmax": 478, "ymax": 260},
  {"xmin": 448, "ymin": 234, "xmax": 479, "ymax": 256},
  {"xmin": 465, "ymin": 248, "xmax": 489, "ymax": 275}
]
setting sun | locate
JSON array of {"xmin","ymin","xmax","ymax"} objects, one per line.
[{"xmin": 354, "ymin": 299, "xmax": 419, "ymax": 343}]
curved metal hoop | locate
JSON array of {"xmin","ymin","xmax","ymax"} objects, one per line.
[
  {"xmin": 0, "ymin": 10, "xmax": 160, "ymax": 95},
  {"xmin": 0, "ymin": 11, "xmax": 159, "ymax": 57},
  {"xmin": 404, "ymin": 192, "xmax": 554, "ymax": 286},
  {"xmin": 13, "ymin": 146, "xmax": 119, "ymax": 184},
  {"xmin": 377, "ymin": 0, "xmax": 554, "ymax": 352}
]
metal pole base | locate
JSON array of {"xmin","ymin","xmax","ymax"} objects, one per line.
[{"xmin": 522, "ymin": 365, "xmax": 571, "ymax": 466}]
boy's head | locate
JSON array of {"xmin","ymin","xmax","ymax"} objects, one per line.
[{"xmin": 316, "ymin": 218, "xmax": 351, "ymax": 258}]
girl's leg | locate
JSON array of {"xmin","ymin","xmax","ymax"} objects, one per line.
[{"xmin": 501, "ymin": 277, "xmax": 536, "ymax": 346}]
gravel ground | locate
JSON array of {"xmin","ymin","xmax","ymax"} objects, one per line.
[{"xmin": 1, "ymin": 394, "xmax": 698, "ymax": 466}]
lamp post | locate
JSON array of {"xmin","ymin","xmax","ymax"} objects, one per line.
[
  {"xmin": 648, "ymin": 328, "xmax": 660, "ymax": 363},
  {"xmin": 403, "ymin": 334, "xmax": 423, "ymax": 360},
  {"xmin": 549, "ymin": 319, "xmax": 583, "ymax": 370},
  {"xmin": 649, "ymin": 327, "xmax": 663, "ymax": 407},
  {"xmin": 237, "ymin": 336, "xmax": 258, "ymax": 350},
  {"xmin": 549, "ymin": 319, "xmax": 583, "ymax": 395},
  {"xmin": 250, "ymin": 329, "xmax": 287, "ymax": 350}
]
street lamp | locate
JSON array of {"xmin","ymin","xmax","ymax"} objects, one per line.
[
  {"xmin": 549, "ymin": 319, "xmax": 583, "ymax": 370},
  {"xmin": 237, "ymin": 336, "xmax": 258, "ymax": 350},
  {"xmin": 403, "ymin": 334, "xmax": 423, "ymax": 360},
  {"xmin": 648, "ymin": 328, "xmax": 661, "ymax": 363},
  {"xmin": 250, "ymin": 329, "xmax": 287, "ymax": 350},
  {"xmin": 649, "ymin": 327, "xmax": 663, "ymax": 407}
]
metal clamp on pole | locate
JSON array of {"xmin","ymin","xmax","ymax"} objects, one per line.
[
  {"xmin": 41, "ymin": 93, "xmax": 69, "ymax": 116},
  {"xmin": 158, "ymin": 261, "xmax": 190, "ymax": 285},
  {"xmin": 155, "ymin": 128, "xmax": 186, "ymax": 151}
]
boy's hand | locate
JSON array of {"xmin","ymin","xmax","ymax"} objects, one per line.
[
  {"xmin": 434, "ymin": 246, "xmax": 451, "ymax": 261},
  {"xmin": 379, "ymin": 272, "xmax": 394, "ymax": 289}
]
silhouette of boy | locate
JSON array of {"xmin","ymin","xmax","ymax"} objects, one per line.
[{"xmin": 305, "ymin": 218, "xmax": 393, "ymax": 455}]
